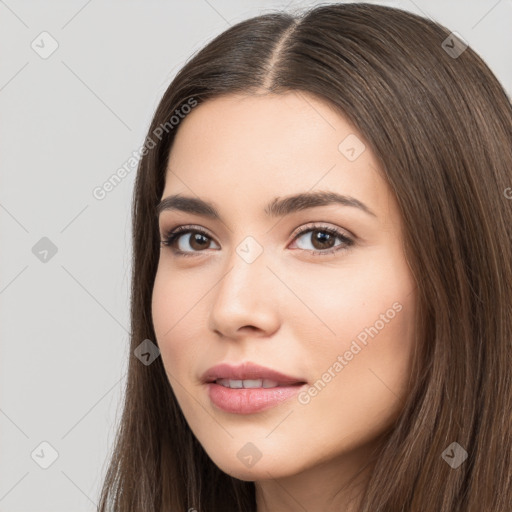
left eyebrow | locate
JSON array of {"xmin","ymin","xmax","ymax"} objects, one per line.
[{"xmin": 156, "ymin": 190, "xmax": 377, "ymax": 221}]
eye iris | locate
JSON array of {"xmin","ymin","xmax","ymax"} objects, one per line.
[
  {"xmin": 189, "ymin": 232, "xmax": 210, "ymax": 250},
  {"xmin": 311, "ymin": 230, "xmax": 335, "ymax": 250}
]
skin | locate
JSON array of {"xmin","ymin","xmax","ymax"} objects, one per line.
[{"xmin": 151, "ymin": 91, "xmax": 417, "ymax": 512}]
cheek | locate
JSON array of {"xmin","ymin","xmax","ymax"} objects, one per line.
[
  {"xmin": 286, "ymin": 247, "xmax": 416, "ymax": 408},
  {"xmin": 152, "ymin": 265, "xmax": 202, "ymax": 338},
  {"xmin": 151, "ymin": 267, "xmax": 216, "ymax": 393},
  {"xmin": 151, "ymin": 274, "xmax": 172, "ymax": 343},
  {"xmin": 288, "ymin": 293, "xmax": 415, "ymax": 460},
  {"xmin": 151, "ymin": 272, "xmax": 193, "ymax": 376},
  {"xmin": 282, "ymin": 245, "xmax": 414, "ymax": 347}
]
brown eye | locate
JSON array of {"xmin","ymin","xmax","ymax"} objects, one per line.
[
  {"xmin": 306, "ymin": 229, "xmax": 336, "ymax": 250},
  {"xmin": 161, "ymin": 226, "xmax": 219, "ymax": 256},
  {"xmin": 182, "ymin": 232, "xmax": 211, "ymax": 251},
  {"xmin": 291, "ymin": 225, "xmax": 354, "ymax": 256}
]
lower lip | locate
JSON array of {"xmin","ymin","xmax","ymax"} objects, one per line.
[{"xmin": 206, "ymin": 382, "xmax": 306, "ymax": 414}]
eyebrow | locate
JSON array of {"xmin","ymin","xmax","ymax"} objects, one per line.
[{"xmin": 156, "ymin": 191, "xmax": 377, "ymax": 220}]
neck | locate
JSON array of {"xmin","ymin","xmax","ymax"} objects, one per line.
[{"xmin": 255, "ymin": 445, "xmax": 377, "ymax": 512}]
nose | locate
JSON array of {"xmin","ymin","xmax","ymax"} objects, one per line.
[{"xmin": 208, "ymin": 245, "xmax": 280, "ymax": 340}]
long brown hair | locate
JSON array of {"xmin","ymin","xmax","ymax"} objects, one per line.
[{"xmin": 97, "ymin": 3, "xmax": 512, "ymax": 510}]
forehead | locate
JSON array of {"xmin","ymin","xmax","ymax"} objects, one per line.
[{"xmin": 163, "ymin": 92, "xmax": 396, "ymax": 226}]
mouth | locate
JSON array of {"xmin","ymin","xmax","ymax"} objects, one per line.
[
  {"xmin": 211, "ymin": 378, "xmax": 306, "ymax": 389},
  {"xmin": 201, "ymin": 361, "xmax": 307, "ymax": 386},
  {"xmin": 201, "ymin": 362, "xmax": 307, "ymax": 414}
]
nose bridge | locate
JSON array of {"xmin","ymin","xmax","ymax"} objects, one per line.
[
  {"xmin": 208, "ymin": 233, "xmax": 279, "ymax": 334},
  {"xmin": 217, "ymin": 233, "xmax": 271, "ymax": 303}
]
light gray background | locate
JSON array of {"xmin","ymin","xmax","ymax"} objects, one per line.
[{"xmin": 1, "ymin": 0, "xmax": 510, "ymax": 510}]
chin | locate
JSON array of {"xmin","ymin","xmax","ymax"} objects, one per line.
[
  {"xmin": 206, "ymin": 448, "xmax": 297, "ymax": 482},
  {"xmin": 217, "ymin": 464, "xmax": 278, "ymax": 482}
]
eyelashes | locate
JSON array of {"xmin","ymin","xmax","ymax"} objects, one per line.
[
  {"xmin": 161, "ymin": 225, "xmax": 214, "ymax": 258},
  {"xmin": 160, "ymin": 223, "xmax": 355, "ymax": 258}
]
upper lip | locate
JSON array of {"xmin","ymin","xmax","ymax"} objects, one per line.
[{"xmin": 201, "ymin": 362, "xmax": 307, "ymax": 385}]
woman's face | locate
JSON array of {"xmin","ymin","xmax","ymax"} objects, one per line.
[{"xmin": 152, "ymin": 91, "xmax": 417, "ymax": 487}]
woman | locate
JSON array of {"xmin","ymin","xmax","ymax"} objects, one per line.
[{"xmin": 97, "ymin": 3, "xmax": 512, "ymax": 511}]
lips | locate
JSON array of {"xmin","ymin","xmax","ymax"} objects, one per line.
[
  {"xmin": 201, "ymin": 362, "xmax": 307, "ymax": 387},
  {"xmin": 202, "ymin": 362, "xmax": 308, "ymax": 414},
  {"xmin": 206, "ymin": 382, "xmax": 306, "ymax": 414}
]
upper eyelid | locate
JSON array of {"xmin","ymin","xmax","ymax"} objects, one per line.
[
  {"xmin": 293, "ymin": 223, "xmax": 353, "ymax": 237},
  {"xmin": 161, "ymin": 222, "xmax": 351, "ymax": 236},
  {"xmin": 162, "ymin": 223, "xmax": 354, "ymax": 245}
]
